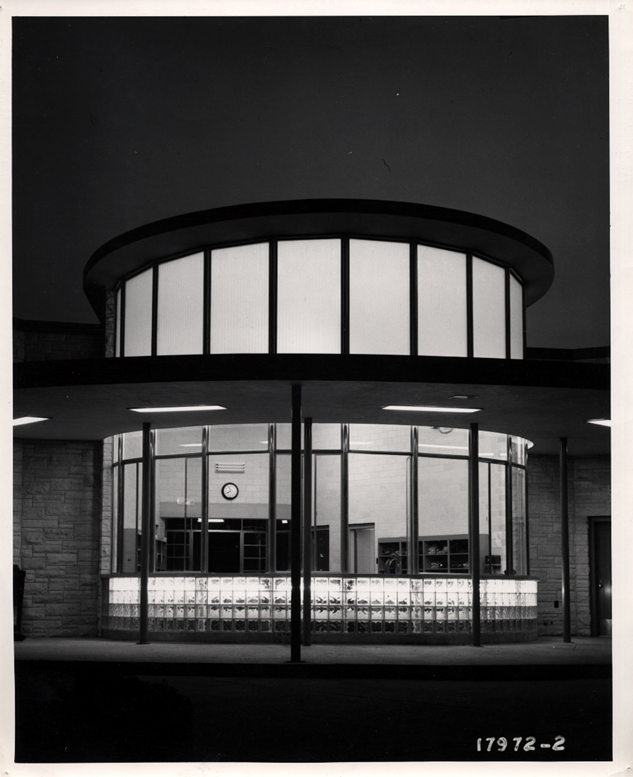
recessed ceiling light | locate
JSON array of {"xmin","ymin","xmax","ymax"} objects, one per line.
[
  {"xmin": 13, "ymin": 416, "xmax": 50, "ymax": 426},
  {"xmin": 383, "ymin": 405, "xmax": 482, "ymax": 414},
  {"xmin": 586, "ymin": 419, "xmax": 611, "ymax": 427},
  {"xmin": 179, "ymin": 443, "xmax": 203, "ymax": 447},
  {"xmin": 129, "ymin": 405, "xmax": 226, "ymax": 413},
  {"xmin": 449, "ymin": 394, "xmax": 479, "ymax": 400}
]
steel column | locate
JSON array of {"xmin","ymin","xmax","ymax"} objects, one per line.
[
  {"xmin": 409, "ymin": 426, "xmax": 419, "ymax": 574},
  {"xmin": 469, "ymin": 423, "xmax": 481, "ymax": 646},
  {"xmin": 340, "ymin": 424, "xmax": 350, "ymax": 573},
  {"xmin": 290, "ymin": 385, "xmax": 303, "ymax": 661},
  {"xmin": 560, "ymin": 437, "xmax": 572, "ymax": 642},
  {"xmin": 138, "ymin": 422, "xmax": 152, "ymax": 645},
  {"xmin": 303, "ymin": 419, "xmax": 313, "ymax": 646}
]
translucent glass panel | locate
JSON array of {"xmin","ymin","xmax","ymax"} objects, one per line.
[
  {"xmin": 111, "ymin": 465, "xmax": 119, "ymax": 573},
  {"xmin": 208, "ymin": 424, "xmax": 269, "ymax": 451},
  {"xmin": 275, "ymin": 454, "xmax": 291, "ymax": 571},
  {"xmin": 512, "ymin": 467, "xmax": 528, "ymax": 575},
  {"xmin": 124, "ymin": 268, "xmax": 153, "ymax": 356},
  {"xmin": 349, "ymin": 239, "xmax": 410, "ymax": 355},
  {"xmin": 157, "ymin": 253, "xmax": 204, "ymax": 355},
  {"xmin": 311, "ymin": 424, "xmax": 342, "ymax": 450},
  {"xmin": 490, "ymin": 463, "xmax": 507, "ymax": 572},
  {"xmin": 349, "ymin": 424, "xmax": 410, "ymax": 452},
  {"xmin": 275, "ymin": 424, "xmax": 303, "ymax": 451},
  {"xmin": 472, "ymin": 257, "xmax": 506, "ymax": 359},
  {"xmin": 314, "ymin": 454, "xmax": 342, "ymax": 572},
  {"xmin": 155, "ymin": 426, "xmax": 203, "ymax": 456},
  {"xmin": 115, "ymin": 288, "xmax": 122, "ymax": 357},
  {"xmin": 418, "ymin": 458, "xmax": 468, "ymax": 538},
  {"xmin": 417, "ymin": 246, "xmax": 467, "ymax": 356},
  {"xmin": 210, "ymin": 243, "xmax": 268, "ymax": 353},
  {"xmin": 478, "ymin": 462, "xmax": 490, "ymax": 574},
  {"xmin": 479, "ymin": 431, "xmax": 508, "ymax": 460},
  {"xmin": 122, "ymin": 430, "xmax": 143, "ymax": 460},
  {"xmin": 509, "ymin": 274, "xmax": 524, "ymax": 359},
  {"xmin": 277, "ymin": 239, "xmax": 341, "ymax": 354},
  {"xmin": 417, "ymin": 426, "xmax": 469, "ymax": 456},
  {"xmin": 510, "ymin": 436, "xmax": 528, "ymax": 466},
  {"xmin": 349, "ymin": 453, "xmax": 408, "ymax": 571}
]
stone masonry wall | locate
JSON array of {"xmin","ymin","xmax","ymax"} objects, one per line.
[
  {"xmin": 13, "ymin": 321, "xmax": 104, "ymax": 363},
  {"xmin": 528, "ymin": 454, "xmax": 611, "ymax": 637},
  {"xmin": 14, "ymin": 440, "xmax": 102, "ymax": 637}
]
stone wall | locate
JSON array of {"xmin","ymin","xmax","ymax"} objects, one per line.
[
  {"xmin": 528, "ymin": 454, "xmax": 611, "ymax": 636},
  {"xmin": 13, "ymin": 439, "xmax": 103, "ymax": 637}
]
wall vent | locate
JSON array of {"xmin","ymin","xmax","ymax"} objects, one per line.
[{"xmin": 215, "ymin": 462, "xmax": 246, "ymax": 473}]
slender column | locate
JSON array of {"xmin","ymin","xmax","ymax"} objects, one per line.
[
  {"xmin": 290, "ymin": 385, "xmax": 303, "ymax": 662},
  {"xmin": 560, "ymin": 437, "xmax": 572, "ymax": 643},
  {"xmin": 340, "ymin": 424, "xmax": 350, "ymax": 573},
  {"xmin": 268, "ymin": 424, "xmax": 277, "ymax": 573},
  {"xmin": 469, "ymin": 423, "xmax": 481, "ymax": 647},
  {"xmin": 409, "ymin": 426, "xmax": 419, "ymax": 574},
  {"xmin": 138, "ymin": 422, "xmax": 152, "ymax": 645},
  {"xmin": 200, "ymin": 426, "xmax": 209, "ymax": 573},
  {"xmin": 303, "ymin": 419, "xmax": 313, "ymax": 646},
  {"xmin": 505, "ymin": 435, "xmax": 514, "ymax": 575}
]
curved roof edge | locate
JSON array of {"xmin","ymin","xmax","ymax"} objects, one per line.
[{"xmin": 84, "ymin": 199, "xmax": 555, "ymax": 319}]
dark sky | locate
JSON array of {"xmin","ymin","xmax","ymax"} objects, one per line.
[{"xmin": 12, "ymin": 15, "xmax": 609, "ymax": 349}]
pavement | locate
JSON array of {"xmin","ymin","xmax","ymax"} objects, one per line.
[{"xmin": 14, "ymin": 635, "xmax": 612, "ymax": 666}]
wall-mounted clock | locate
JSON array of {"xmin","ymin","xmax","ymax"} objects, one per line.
[{"xmin": 221, "ymin": 482, "xmax": 239, "ymax": 500}]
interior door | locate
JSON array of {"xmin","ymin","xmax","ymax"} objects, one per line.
[
  {"xmin": 591, "ymin": 517, "xmax": 612, "ymax": 637},
  {"xmin": 350, "ymin": 524, "xmax": 376, "ymax": 574}
]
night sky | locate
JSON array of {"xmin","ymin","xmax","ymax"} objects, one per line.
[{"xmin": 12, "ymin": 15, "xmax": 610, "ymax": 349}]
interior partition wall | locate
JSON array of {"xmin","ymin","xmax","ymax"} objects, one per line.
[{"xmin": 114, "ymin": 239, "xmax": 525, "ymax": 360}]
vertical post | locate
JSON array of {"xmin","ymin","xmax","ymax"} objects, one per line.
[
  {"xmin": 340, "ymin": 424, "xmax": 350, "ymax": 573},
  {"xmin": 290, "ymin": 385, "xmax": 303, "ymax": 662},
  {"xmin": 268, "ymin": 424, "xmax": 277, "ymax": 573},
  {"xmin": 409, "ymin": 426, "xmax": 419, "ymax": 574},
  {"xmin": 303, "ymin": 419, "xmax": 313, "ymax": 646},
  {"xmin": 505, "ymin": 435, "xmax": 514, "ymax": 576},
  {"xmin": 200, "ymin": 426, "xmax": 209, "ymax": 573},
  {"xmin": 469, "ymin": 423, "xmax": 481, "ymax": 647},
  {"xmin": 138, "ymin": 422, "xmax": 152, "ymax": 645},
  {"xmin": 560, "ymin": 437, "xmax": 572, "ymax": 643}
]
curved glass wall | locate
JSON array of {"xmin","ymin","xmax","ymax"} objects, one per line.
[
  {"xmin": 111, "ymin": 424, "xmax": 529, "ymax": 578},
  {"xmin": 114, "ymin": 240, "xmax": 525, "ymax": 360}
]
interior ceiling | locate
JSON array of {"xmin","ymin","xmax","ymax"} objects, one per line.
[{"xmin": 14, "ymin": 376, "xmax": 610, "ymax": 457}]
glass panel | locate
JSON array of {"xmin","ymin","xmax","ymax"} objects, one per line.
[
  {"xmin": 112, "ymin": 434, "xmax": 120, "ymax": 463},
  {"xmin": 115, "ymin": 287, "xmax": 122, "ymax": 357},
  {"xmin": 209, "ymin": 453, "xmax": 269, "ymax": 521},
  {"xmin": 479, "ymin": 462, "xmax": 490, "ymax": 575},
  {"xmin": 122, "ymin": 431, "xmax": 143, "ymax": 460},
  {"xmin": 350, "ymin": 453, "xmax": 408, "ymax": 574},
  {"xmin": 472, "ymin": 257, "xmax": 506, "ymax": 359},
  {"xmin": 121, "ymin": 463, "xmax": 139, "ymax": 573},
  {"xmin": 314, "ymin": 454, "xmax": 341, "ymax": 572},
  {"xmin": 155, "ymin": 457, "xmax": 202, "ymax": 572},
  {"xmin": 512, "ymin": 467, "xmax": 528, "ymax": 575},
  {"xmin": 510, "ymin": 435, "xmax": 528, "ymax": 466},
  {"xmin": 349, "ymin": 239, "xmax": 410, "ymax": 355},
  {"xmin": 210, "ymin": 243, "xmax": 268, "ymax": 354},
  {"xmin": 111, "ymin": 465, "xmax": 119, "ymax": 573},
  {"xmin": 417, "ymin": 246, "xmax": 467, "ymax": 356},
  {"xmin": 275, "ymin": 424, "xmax": 303, "ymax": 451},
  {"xmin": 490, "ymin": 463, "xmax": 507, "ymax": 574},
  {"xmin": 349, "ymin": 424, "xmax": 410, "ymax": 452},
  {"xmin": 277, "ymin": 239, "xmax": 341, "ymax": 354},
  {"xmin": 124, "ymin": 268, "xmax": 153, "ymax": 357},
  {"xmin": 418, "ymin": 458, "xmax": 469, "ymax": 573},
  {"xmin": 509, "ymin": 274, "xmax": 524, "ymax": 359},
  {"xmin": 275, "ymin": 453, "xmax": 291, "ymax": 571},
  {"xmin": 155, "ymin": 426, "xmax": 204, "ymax": 456},
  {"xmin": 157, "ymin": 253, "xmax": 204, "ymax": 355},
  {"xmin": 479, "ymin": 431, "xmax": 508, "ymax": 460},
  {"xmin": 208, "ymin": 424, "xmax": 269, "ymax": 451},
  {"xmin": 417, "ymin": 426, "xmax": 469, "ymax": 456},
  {"xmin": 312, "ymin": 423, "xmax": 341, "ymax": 451}
]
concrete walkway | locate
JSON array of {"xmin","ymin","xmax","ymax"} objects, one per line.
[{"xmin": 14, "ymin": 635, "xmax": 611, "ymax": 666}]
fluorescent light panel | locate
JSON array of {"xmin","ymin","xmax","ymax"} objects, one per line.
[
  {"xmin": 587, "ymin": 419, "xmax": 611, "ymax": 427},
  {"xmin": 129, "ymin": 405, "xmax": 226, "ymax": 413},
  {"xmin": 13, "ymin": 416, "xmax": 49, "ymax": 426},
  {"xmin": 383, "ymin": 405, "xmax": 481, "ymax": 414}
]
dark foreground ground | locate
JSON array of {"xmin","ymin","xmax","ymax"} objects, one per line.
[{"xmin": 14, "ymin": 659, "xmax": 611, "ymax": 762}]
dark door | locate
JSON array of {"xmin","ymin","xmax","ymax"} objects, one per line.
[
  {"xmin": 590, "ymin": 518, "xmax": 612, "ymax": 637},
  {"xmin": 209, "ymin": 531, "xmax": 241, "ymax": 573}
]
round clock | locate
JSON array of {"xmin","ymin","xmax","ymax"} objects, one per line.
[{"xmin": 221, "ymin": 482, "xmax": 239, "ymax": 500}]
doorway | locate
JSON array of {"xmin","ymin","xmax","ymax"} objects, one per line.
[
  {"xmin": 349, "ymin": 523, "xmax": 376, "ymax": 574},
  {"xmin": 589, "ymin": 516, "xmax": 612, "ymax": 637}
]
